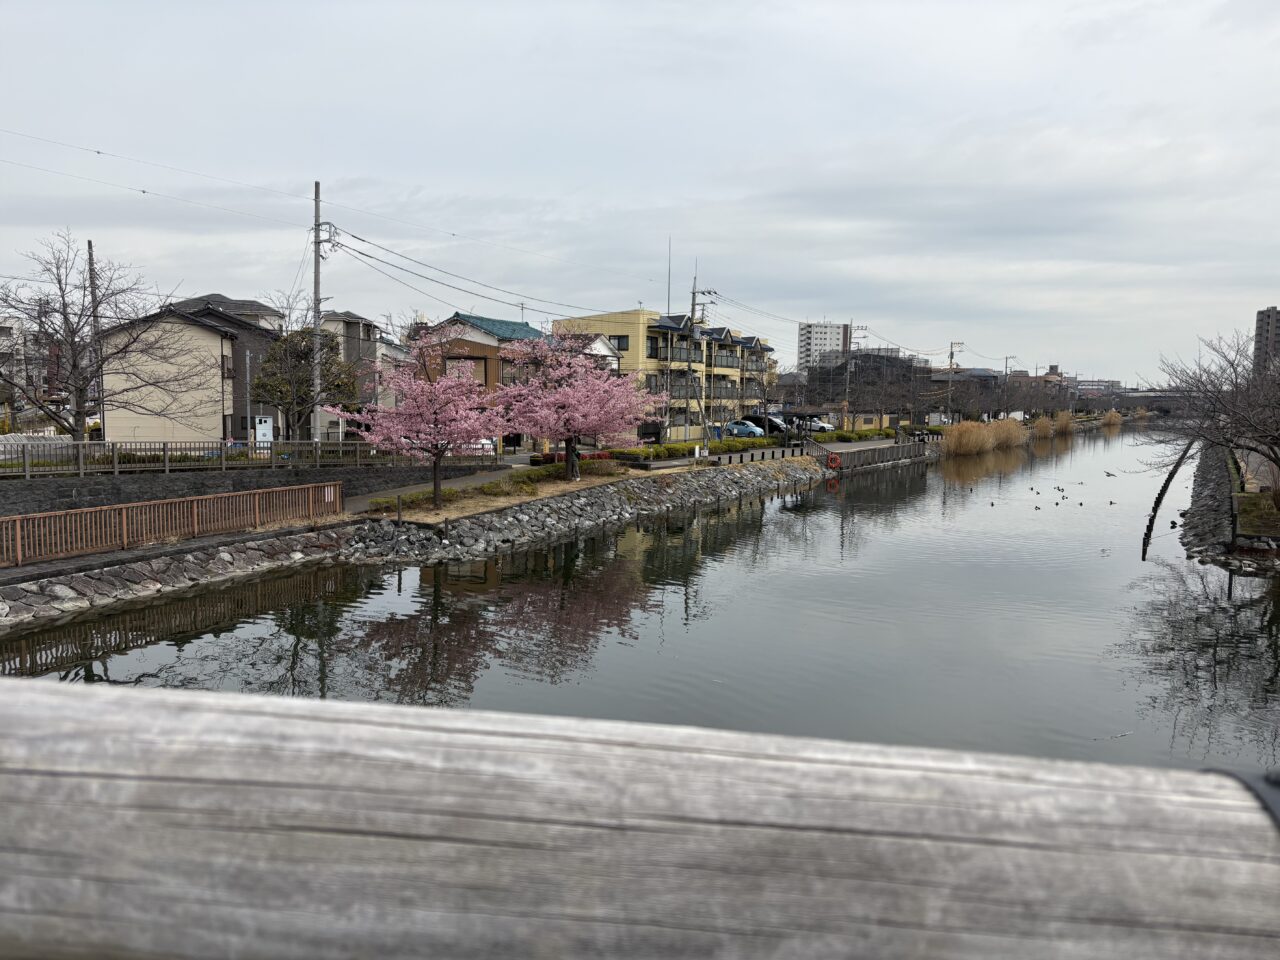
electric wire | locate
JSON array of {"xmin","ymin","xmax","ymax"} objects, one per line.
[
  {"xmin": 337, "ymin": 228, "xmax": 613, "ymax": 315},
  {"xmin": 0, "ymin": 126, "xmax": 658, "ymax": 283},
  {"xmin": 0, "ymin": 157, "xmax": 305, "ymax": 228}
]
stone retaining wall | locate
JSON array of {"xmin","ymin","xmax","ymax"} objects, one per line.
[
  {"xmin": 343, "ymin": 458, "xmax": 830, "ymax": 565},
  {"xmin": 0, "ymin": 463, "xmax": 491, "ymax": 517},
  {"xmin": 1181, "ymin": 447, "xmax": 1234, "ymax": 561},
  {"xmin": 0, "ymin": 458, "xmax": 831, "ymax": 636},
  {"xmin": 0, "ymin": 529, "xmax": 350, "ymax": 637}
]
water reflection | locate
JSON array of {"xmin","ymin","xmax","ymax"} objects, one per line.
[
  {"xmin": 1124, "ymin": 561, "xmax": 1280, "ymax": 766},
  {"xmin": 941, "ymin": 448, "xmax": 1028, "ymax": 486},
  {"xmin": 6, "ymin": 432, "xmax": 1280, "ymax": 771}
]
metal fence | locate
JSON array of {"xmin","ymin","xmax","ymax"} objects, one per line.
[
  {"xmin": 0, "ymin": 440, "xmax": 500, "ymax": 479},
  {"xmin": 0, "ymin": 481, "xmax": 343, "ymax": 568},
  {"xmin": 805, "ymin": 439, "xmax": 928, "ymax": 470}
]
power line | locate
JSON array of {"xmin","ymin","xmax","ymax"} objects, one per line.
[
  {"xmin": 337, "ymin": 244, "xmax": 587, "ymax": 319},
  {"xmin": 335, "ymin": 245, "xmax": 461, "ymax": 312},
  {"xmin": 0, "ymin": 126, "xmax": 658, "ymax": 283},
  {"xmin": 0, "ymin": 157, "xmax": 304, "ymax": 228},
  {"xmin": 337, "ymin": 228, "xmax": 613, "ymax": 315}
]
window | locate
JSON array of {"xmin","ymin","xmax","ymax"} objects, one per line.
[
  {"xmin": 222, "ymin": 354, "xmax": 235, "ymax": 379},
  {"xmin": 646, "ymin": 335, "xmax": 658, "ymax": 359},
  {"xmin": 608, "ymin": 335, "xmax": 630, "ymax": 352}
]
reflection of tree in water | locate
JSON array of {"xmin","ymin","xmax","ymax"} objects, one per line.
[{"xmin": 1123, "ymin": 560, "xmax": 1280, "ymax": 766}]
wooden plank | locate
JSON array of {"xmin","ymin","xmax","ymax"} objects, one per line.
[{"xmin": 0, "ymin": 681, "xmax": 1276, "ymax": 959}]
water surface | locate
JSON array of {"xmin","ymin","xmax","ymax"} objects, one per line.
[{"xmin": 7, "ymin": 429, "xmax": 1278, "ymax": 770}]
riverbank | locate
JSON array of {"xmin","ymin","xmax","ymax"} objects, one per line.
[
  {"xmin": 342, "ymin": 457, "xmax": 831, "ymax": 565},
  {"xmin": 1181, "ymin": 444, "xmax": 1280, "ymax": 574},
  {"xmin": 0, "ymin": 457, "xmax": 832, "ymax": 637}
]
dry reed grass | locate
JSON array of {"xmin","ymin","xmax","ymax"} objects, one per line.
[
  {"xmin": 1101, "ymin": 409, "xmax": 1122, "ymax": 427},
  {"xmin": 1031, "ymin": 416, "xmax": 1054, "ymax": 439},
  {"xmin": 941, "ymin": 419, "xmax": 1026, "ymax": 458},
  {"xmin": 1053, "ymin": 411, "xmax": 1075, "ymax": 435}
]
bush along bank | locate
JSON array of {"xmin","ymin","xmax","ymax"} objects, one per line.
[{"xmin": 343, "ymin": 457, "xmax": 832, "ymax": 565}]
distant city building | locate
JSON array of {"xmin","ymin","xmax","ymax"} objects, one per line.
[
  {"xmin": 1254, "ymin": 306, "xmax": 1280, "ymax": 373},
  {"xmin": 1076, "ymin": 379, "xmax": 1124, "ymax": 396},
  {"xmin": 797, "ymin": 322, "xmax": 851, "ymax": 369}
]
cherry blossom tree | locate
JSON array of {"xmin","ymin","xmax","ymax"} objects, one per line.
[
  {"xmin": 497, "ymin": 335, "xmax": 662, "ymax": 480},
  {"xmin": 327, "ymin": 324, "xmax": 502, "ymax": 508}
]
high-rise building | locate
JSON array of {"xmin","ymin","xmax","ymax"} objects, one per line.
[
  {"xmin": 1254, "ymin": 306, "xmax": 1280, "ymax": 374},
  {"xmin": 797, "ymin": 322, "xmax": 851, "ymax": 369}
]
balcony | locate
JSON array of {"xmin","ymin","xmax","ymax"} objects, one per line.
[
  {"xmin": 656, "ymin": 346, "xmax": 704, "ymax": 364},
  {"xmin": 743, "ymin": 360, "xmax": 768, "ymax": 373},
  {"xmin": 711, "ymin": 353, "xmax": 740, "ymax": 369},
  {"xmin": 668, "ymin": 383, "xmax": 703, "ymax": 400},
  {"xmin": 707, "ymin": 381, "xmax": 739, "ymax": 400}
]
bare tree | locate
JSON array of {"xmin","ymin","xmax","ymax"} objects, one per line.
[
  {"xmin": 0, "ymin": 231, "xmax": 207, "ymax": 441},
  {"xmin": 1158, "ymin": 331, "xmax": 1278, "ymax": 492}
]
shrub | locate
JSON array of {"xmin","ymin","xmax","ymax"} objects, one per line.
[
  {"xmin": 1053, "ymin": 410, "xmax": 1075, "ymax": 435},
  {"xmin": 880, "ymin": 428, "xmax": 897, "ymax": 439},
  {"xmin": 1101, "ymin": 409, "xmax": 1122, "ymax": 427},
  {"xmin": 1133, "ymin": 406, "xmax": 1150, "ymax": 421},
  {"xmin": 989, "ymin": 419, "xmax": 1025, "ymax": 450},
  {"xmin": 1031, "ymin": 416, "xmax": 1054, "ymax": 439}
]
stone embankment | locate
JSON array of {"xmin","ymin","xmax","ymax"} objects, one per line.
[
  {"xmin": 1180, "ymin": 447, "xmax": 1234, "ymax": 562},
  {"xmin": 0, "ymin": 458, "xmax": 831, "ymax": 636},
  {"xmin": 343, "ymin": 458, "xmax": 830, "ymax": 564},
  {"xmin": 0, "ymin": 530, "xmax": 347, "ymax": 636},
  {"xmin": 1181, "ymin": 446, "xmax": 1280, "ymax": 575}
]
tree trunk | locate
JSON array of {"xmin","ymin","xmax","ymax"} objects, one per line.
[
  {"xmin": 433, "ymin": 451, "xmax": 444, "ymax": 509},
  {"xmin": 566, "ymin": 436, "xmax": 580, "ymax": 481}
]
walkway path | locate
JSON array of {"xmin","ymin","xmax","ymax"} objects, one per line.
[{"xmin": 345, "ymin": 465, "xmax": 527, "ymax": 514}]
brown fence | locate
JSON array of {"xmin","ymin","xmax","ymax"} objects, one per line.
[
  {"xmin": 0, "ymin": 440, "xmax": 500, "ymax": 479},
  {"xmin": 0, "ymin": 481, "xmax": 343, "ymax": 568}
]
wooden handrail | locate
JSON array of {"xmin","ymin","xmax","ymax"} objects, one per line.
[{"xmin": 0, "ymin": 681, "xmax": 1275, "ymax": 958}]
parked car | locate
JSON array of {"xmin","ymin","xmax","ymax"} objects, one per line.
[
  {"xmin": 724, "ymin": 419, "xmax": 765, "ymax": 438},
  {"xmin": 742, "ymin": 414, "xmax": 790, "ymax": 435},
  {"xmin": 795, "ymin": 418, "xmax": 835, "ymax": 433}
]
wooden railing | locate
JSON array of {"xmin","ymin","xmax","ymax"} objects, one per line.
[
  {"xmin": 0, "ymin": 439, "xmax": 500, "ymax": 479},
  {"xmin": 0, "ymin": 682, "xmax": 1274, "ymax": 958},
  {"xmin": 0, "ymin": 481, "xmax": 343, "ymax": 567}
]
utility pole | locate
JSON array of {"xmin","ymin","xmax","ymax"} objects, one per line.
[
  {"xmin": 841, "ymin": 324, "xmax": 868, "ymax": 428},
  {"xmin": 1000, "ymin": 355, "xmax": 1014, "ymax": 419},
  {"xmin": 244, "ymin": 346, "xmax": 252, "ymax": 443},
  {"xmin": 688, "ymin": 274, "xmax": 714, "ymax": 444},
  {"xmin": 946, "ymin": 341, "xmax": 964, "ymax": 424},
  {"xmin": 312, "ymin": 181, "xmax": 322, "ymax": 443},
  {"xmin": 86, "ymin": 239, "xmax": 104, "ymax": 440}
]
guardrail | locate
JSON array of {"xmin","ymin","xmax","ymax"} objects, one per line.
[
  {"xmin": 0, "ymin": 682, "xmax": 1274, "ymax": 958},
  {"xmin": 0, "ymin": 481, "xmax": 343, "ymax": 567},
  {"xmin": 0, "ymin": 440, "xmax": 500, "ymax": 479},
  {"xmin": 805, "ymin": 439, "xmax": 929, "ymax": 470}
]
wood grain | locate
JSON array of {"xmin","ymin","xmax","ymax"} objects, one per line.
[{"xmin": 0, "ymin": 680, "xmax": 1276, "ymax": 959}]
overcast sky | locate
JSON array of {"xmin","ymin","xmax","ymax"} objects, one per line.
[{"xmin": 2, "ymin": 0, "xmax": 1277, "ymax": 379}]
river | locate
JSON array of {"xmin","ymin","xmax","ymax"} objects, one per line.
[{"xmin": 5, "ymin": 428, "xmax": 1278, "ymax": 771}]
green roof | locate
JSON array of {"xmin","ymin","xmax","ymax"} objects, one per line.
[{"xmin": 449, "ymin": 312, "xmax": 544, "ymax": 341}]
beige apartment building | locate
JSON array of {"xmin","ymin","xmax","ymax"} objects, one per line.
[{"xmin": 554, "ymin": 310, "xmax": 775, "ymax": 442}]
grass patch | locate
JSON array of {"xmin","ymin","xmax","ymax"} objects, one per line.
[
  {"xmin": 366, "ymin": 459, "xmax": 628, "ymax": 514},
  {"xmin": 1234, "ymin": 492, "xmax": 1280, "ymax": 537},
  {"xmin": 1101, "ymin": 409, "xmax": 1122, "ymax": 427}
]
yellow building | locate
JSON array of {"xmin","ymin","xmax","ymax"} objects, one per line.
[{"xmin": 554, "ymin": 310, "xmax": 775, "ymax": 442}]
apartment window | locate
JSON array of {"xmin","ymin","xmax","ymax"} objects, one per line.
[
  {"xmin": 608, "ymin": 335, "xmax": 630, "ymax": 352},
  {"xmin": 222, "ymin": 354, "xmax": 235, "ymax": 379},
  {"xmin": 646, "ymin": 335, "xmax": 658, "ymax": 359}
]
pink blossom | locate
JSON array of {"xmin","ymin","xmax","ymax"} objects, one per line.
[
  {"xmin": 497, "ymin": 336, "xmax": 664, "ymax": 478},
  {"xmin": 326, "ymin": 324, "xmax": 502, "ymax": 507}
]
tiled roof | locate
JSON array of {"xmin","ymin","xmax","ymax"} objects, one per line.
[
  {"xmin": 170, "ymin": 294, "xmax": 282, "ymax": 320},
  {"xmin": 448, "ymin": 312, "xmax": 543, "ymax": 341}
]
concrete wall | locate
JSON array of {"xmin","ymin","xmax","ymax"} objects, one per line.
[{"xmin": 0, "ymin": 464, "xmax": 488, "ymax": 518}]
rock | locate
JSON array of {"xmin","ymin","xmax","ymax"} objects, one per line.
[
  {"xmin": 289, "ymin": 551, "xmax": 305, "ymax": 561},
  {"xmin": 45, "ymin": 583, "xmax": 81, "ymax": 601}
]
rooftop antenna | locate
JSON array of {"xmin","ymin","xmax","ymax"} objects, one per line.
[{"xmin": 666, "ymin": 236, "xmax": 672, "ymax": 316}]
